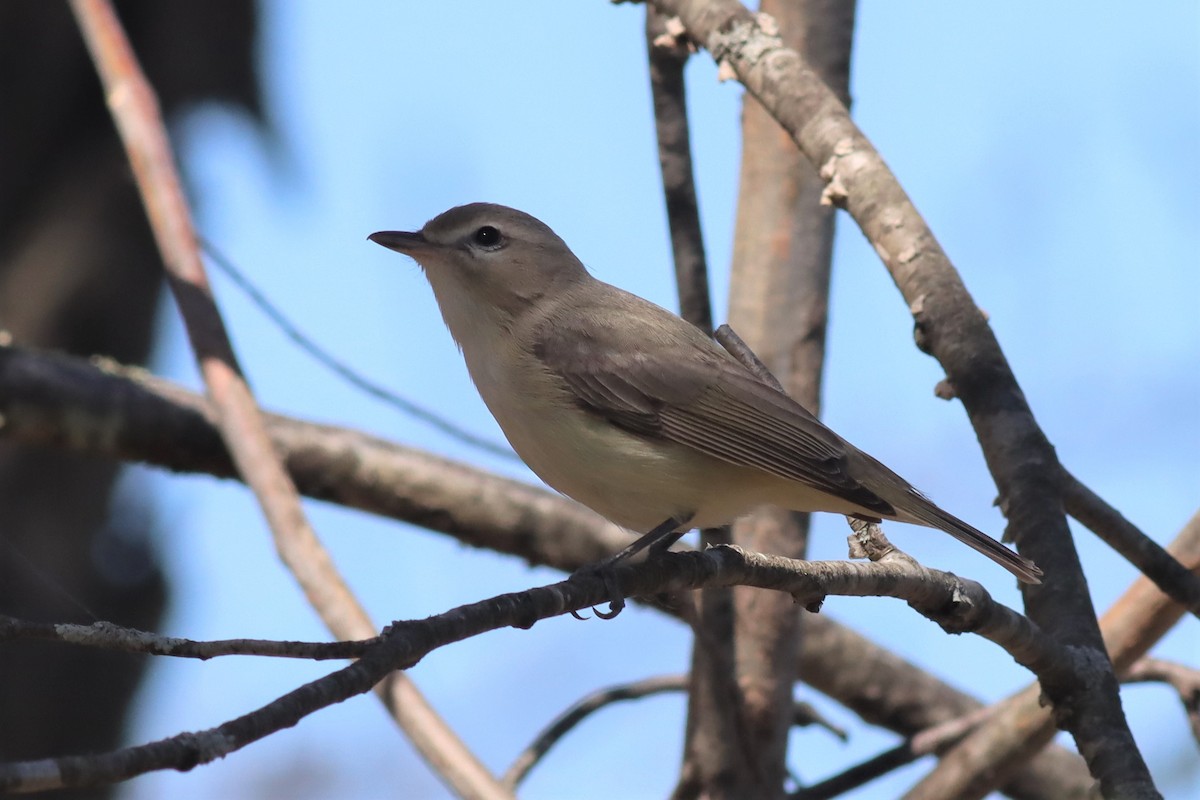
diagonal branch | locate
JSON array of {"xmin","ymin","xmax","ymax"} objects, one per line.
[
  {"xmin": 66, "ymin": 3, "xmax": 509, "ymax": 797},
  {"xmin": 904, "ymin": 509, "xmax": 1200, "ymax": 799},
  {"xmin": 648, "ymin": 2, "xmax": 1155, "ymax": 794},
  {"xmin": 1062, "ymin": 469, "xmax": 1200, "ymax": 618}
]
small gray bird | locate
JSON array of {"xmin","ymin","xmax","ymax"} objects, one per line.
[{"xmin": 369, "ymin": 203, "xmax": 1042, "ymax": 584}]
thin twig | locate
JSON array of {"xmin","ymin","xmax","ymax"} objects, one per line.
[
  {"xmin": 792, "ymin": 706, "xmax": 996, "ymax": 800},
  {"xmin": 1122, "ymin": 657, "xmax": 1200, "ymax": 746},
  {"xmin": 503, "ymin": 675, "xmax": 687, "ymax": 790},
  {"xmin": 66, "ymin": 4, "xmax": 509, "ymax": 798},
  {"xmin": 0, "ymin": 615, "xmax": 373, "ymax": 660},
  {"xmin": 1061, "ymin": 468, "xmax": 1200, "ymax": 619},
  {"xmin": 200, "ymin": 236, "xmax": 517, "ymax": 461}
]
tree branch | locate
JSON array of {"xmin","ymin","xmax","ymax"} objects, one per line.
[
  {"xmin": 0, "ymin": 614, "xmax": 371, "ymax": 661},
  {"xmin": 1062, "ymin": 468, "xmax": 1200, "ymax": 619},
  {"xmin": 649, "ymin": 2, "xmax": 1156, "ymax": 794},
  {"xmin": 1122, "ymin": 657, "xmax": 1200, "ymax": 746},
  {"xmin": 646, "ymin": 8, "xmax": 713, "ymax": 335},
  {"xmin": 0, "ymin": 543, "xmax": 1069, "ymax": 793},
  {"xmin": 503, "ymin": 675, "xmax": 687, "ymax": 790},
  {"xmin": 67, "ymin": 3, "xmax": 509, "ymax": 796},
  {"xmin": 904, "ymin": 509, "xmax": 1200, "ymax": 799}
]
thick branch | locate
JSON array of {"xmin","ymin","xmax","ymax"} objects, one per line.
[
  {"xmin": 905, "ymin": 509, "xmax": 1200, "ymax": 799},
  {"xmin": 650, "ymin": 2, "xmax": 1155, "ymax": 794}
]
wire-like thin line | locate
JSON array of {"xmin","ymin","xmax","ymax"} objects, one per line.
[{"xmin": 198, "ymin": 237, "xmax": 518, "ymax": 462}]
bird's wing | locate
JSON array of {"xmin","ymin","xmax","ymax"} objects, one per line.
[{"xmin": 533, "ymin": 321, "xmax": 897, "ymax": 518}]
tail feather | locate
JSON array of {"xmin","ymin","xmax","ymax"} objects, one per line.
[{"xmin": 899, "ymin": 494, "xmax": 1042, "ymax": 584}]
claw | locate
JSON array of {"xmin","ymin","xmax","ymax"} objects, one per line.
[{"xmin": 568, "ymin": 561, "xmax": 627, "ymax": 620}]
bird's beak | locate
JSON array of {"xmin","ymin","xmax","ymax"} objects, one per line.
[{"xmin": 368, "ymin": 230, "xmax": 431, "ymax": 254}]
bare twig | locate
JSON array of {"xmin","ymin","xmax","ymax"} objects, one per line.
[
  {"xmin": 0, "ymin": 614, "xmax": 372, "ymax": 661},
  {"xmin": 501, "ymin": 673, "xmax": 848, "ymax": 794},
  {"xmin": 792, "ymin": 705, "xmax": 996, "ymax": 800},
  {"xmin": 503, "ymin": 675, "xmax": 687, "ymax": 790},
  {"xmin": 67, "ymin": 3, "xmax": 509, "ymax": 797},
  {"xmin": 1062, "ymin": 469, "xmax": 1200, "ymax": 619},
  {"xmin": 1122, "ymin": 657, "xmax": 1200, "ymax": 745},
  {"xmin": 650, "ymin": 2, "xmax": 1153, "ymax": 794}
]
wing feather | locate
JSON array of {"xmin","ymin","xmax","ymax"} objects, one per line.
[{"xmin": 535, "ymin": 320, "xmax": 895, "ymax": 517}]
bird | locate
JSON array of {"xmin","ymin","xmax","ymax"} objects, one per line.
[{"xmin": 369, "ymin": 203, "xmax": 1042, "ymax": 585}]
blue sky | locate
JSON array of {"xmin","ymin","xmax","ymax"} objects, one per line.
[{"xmin": 120, "ymin": 2, "xmax": 1197, "ymax": 798}]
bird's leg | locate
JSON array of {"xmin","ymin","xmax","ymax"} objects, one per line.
[{"xmin": 571, "ymin": 516, "xmax": 691, "ymax": 620}]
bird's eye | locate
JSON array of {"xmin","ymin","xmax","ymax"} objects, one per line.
[{"xmin": 472, "ymin": 226, "xmax": 502, "ymax": 248}]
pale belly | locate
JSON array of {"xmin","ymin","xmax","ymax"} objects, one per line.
[
  {"xmin": 462, "ymin": 336, "xmax": 864, "ymax": 533},
  {"xmin": 484, "ymin": 388, "xmax": 805, "ymax": 532}
]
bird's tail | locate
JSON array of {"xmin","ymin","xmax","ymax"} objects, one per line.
[{"xmin": 898, "ymin": 494, "xmax": 1043, "ymax": 584}]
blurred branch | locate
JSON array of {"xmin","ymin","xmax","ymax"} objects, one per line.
[
  {"xmin": 67, "ymin": 3, "xmax": 510, "ymax": 798},
  {"xmin": 503, "ymin": 675, "xmax": 687, "ymax": 790},
  {"xmin": 0, "ymin": 342, "xmax": 630, "ymax": 563},
  {"xmin": 1122, "ymin": 657, "xmax": 1200, "ymax": 746},
  {"xmin": 792, "ymin": 705, "xmax": 996, "ymax": 800},
  {"xmin": 649, "ymin": 1, "xmax": 1153, "ymax": 794},
  {"xmin": 0, "ymin": 614, "xmax": 371, "ymax": 661},
  {"xmin": 707, "ymin": 1, "xmax": 856, "ymax": 794},
  {"xmin": 0, "ymin": 342, "xmax": 1092, "ymax": 796},
  {"xmin": 1062, "ymin": 468, "xmax": 1200, "ymax": 619},
  {"xmin": 646, "ymin": 8, "xmax": 713, "ymax": 335},
  {"xmin": 644, "ymin": 12, "xmax": 741, "ymax": 795}
]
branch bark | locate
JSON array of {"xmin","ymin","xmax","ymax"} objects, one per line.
[
  {"xmin": 0, "ymin": 543, "xmax": 1069, "ymax": 793},
  {"xmin": 648, "ymin": 2, "xmax": 1157, "ymax": 795},
  {"xmin": 67, "ymin": 3, "xmax": 509, "ymax": 797},
  {"xmin": 721, "ymin": 1, "xmax": 855, "ymax": 795},
  {"xmin": 904, "ymin": 509, "xmax": 1200, "ymax": 799}
]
